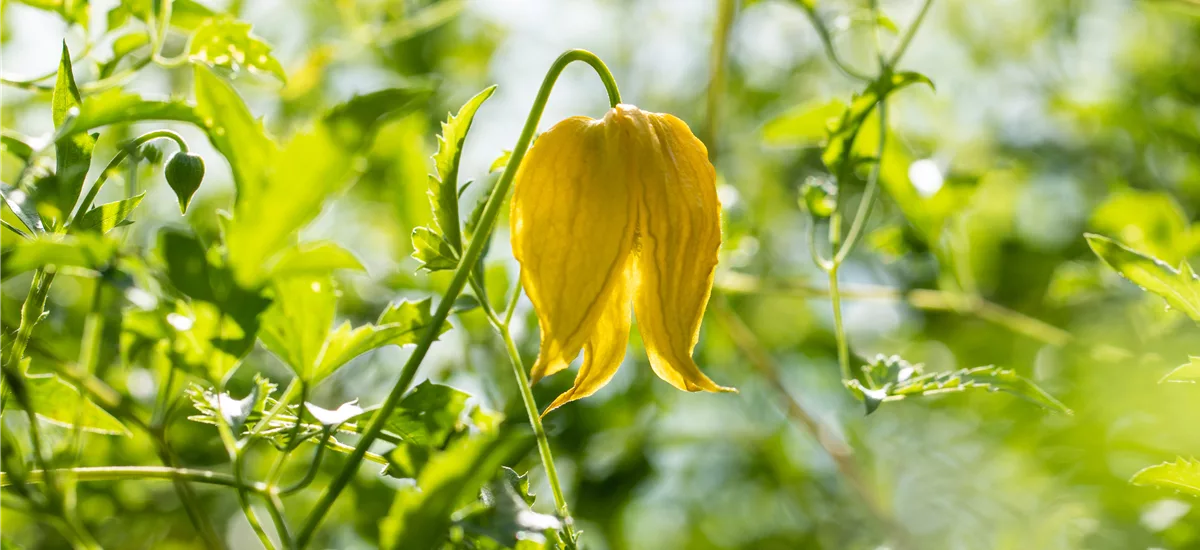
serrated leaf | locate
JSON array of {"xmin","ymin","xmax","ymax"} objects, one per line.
[
  {"xmin": 269, "ymin": 241, "xmax": 366, "ymax": 279},
  {"xmin": 428, "ymin": 86, "xmax": 497, "ymax": 253},
  {"xmin": 2, "ymin": 374, "xmax": 130, "ymax": 436},
  {"xmin": 73, "ymin": 193, "xmax": 144, "ymax": 234},
  {"xmin": 1, "ymin": 182, "xmax": 45, "ymax": 234},
  {"xmin": 187, "ymin": 375, "xmax": 275, "ymax": 436},
  {"xmin": 412, "ymin": 226, "xmax": 459, "ymax": 271},
  {"xmin": 188, "ymin": 17, "xmax": 287, "ymax": 82},
  {"xmin": 369, "ymin": 381, "xmax": 471, "ymax": 448},
  {"xmin": 1131, "ymin": 458, "xmax": 1200, "ymax": 498},
  {"xmin": 1161, "ymin": 357, "xmax": 1200, "ymax": 383},
  {"xmin": 845, "ymin": 355, "xmax": 1071, "ymax": 415},
  {"xmin": 53, "ymin": 42, "xmax": 96, "ymax": 221},
  {"xmin": 1086, "ymin": 233, "xmax": 1200, "ymax": 322},
  {"xmin": 379, "ymin": 428, "xmax": 532, "ymax": 550},
  {"xmin": 456, "ymin": 467, "xmax": 561, "ymax": 545}
]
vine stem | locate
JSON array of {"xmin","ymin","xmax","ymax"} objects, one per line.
[
  {"xmin": 471, "ymin": 278, "xmax": 577, "ymax": 543},
  {"xmin": 295, "ymin": 49, "xmax": 621, "ymax": 548},
  {"xmin": 2, "ymin": 466, "xmax": 270, "ymax": 493},
  {"xmin": 68, "ymin": 129, "xmax": 188, "ymax": 229}
]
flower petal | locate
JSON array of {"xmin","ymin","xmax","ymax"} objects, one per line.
[
  {"xmin": 510, "ymin": 115, "xmax": 638, "ymax": 383},
  {"xmin": 631, "ymin": 111, "xmax": 734, "ymax": 393},
  {"xmin": 541, "ymin": 268, "xmax": 633, "ymax": 415}
]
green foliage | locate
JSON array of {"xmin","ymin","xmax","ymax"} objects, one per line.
[
  {"xmin": 2, "ymin": 374, "xmax": 129, "ymax": 436},
  {"xmin": 822, "ymin": 71, "xmax": 932, "ymax": 181},
  {"xmin": 1161, "ymin": 357, "xmax": 1200, "ymax": 383},
  {"xmin": 51, "ymin": 43, "xmax": 95, "ymax": 225},
  {"xmin": 188, "ymin": 17, "xmax": 287, "ymax": 82},
  {"xmin": 413, "ymin": 86, "xmax": 496, "ymax": 271},
  {"xmin": 380, "ymin": 428, "xmax": 533, "ymax": 550},
  {"xmin": 1131, "ymin": 458, "xmax": 1200, "ymax": 498},
  {"xmin": 74, "ymin": 194, "xmax": 143, "ymax": 234},
  {"xmin": 844, "ymin": 355, "xmax": 1071, "ymax": 415},
  {"xmin": 1086, "ymin": 233, "xmax": 1200, "ymax": 321}
]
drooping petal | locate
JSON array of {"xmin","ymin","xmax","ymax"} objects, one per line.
[
  {"xmin": 541, "ymin": 266, "xmax": 633, "ymax": 415},
  {"xmin": 510, "ymin": 114, "xmax": 638, "ymax": 383},
  {"xmin": 630, "ymin": 110, "xmax": 734, "ymax": 393}
]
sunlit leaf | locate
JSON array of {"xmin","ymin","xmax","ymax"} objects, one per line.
[
  {"xmin": 1131, "ymin": 458, "xmax": 1200, "ymax": 498},
  {"xmin": 367, "ymin": 381, "xmax": 471, "ymax": 448},
  {"xmin": 1086, "ymin": 233, "xmax": 1200, "ymax": 322},
  {"xmin": 186, "ymin": 375, "xmax": 275, "ymax": 436},
  {"xmin": 2, "ymin": 232, "xmax": 119, "ymax": 277},
  {"xmin": 762, "ymin": 98, "xmax": 846, "ymax": 147},
  {"xmin": 823, "ymin": 71, "xmax": 933, "ymax": 180},
  {"xmin": 259, "ymin": 276, "xmax": 338, "ymax": 380},
  {"xmin": 425, "ymin": 86, "xmax": 497, "ymax": 255},
  {"xmin": 58, "ymin": 89, "xmax": 204, "ymax": 139},
  {"xmin": 0, "ymin": 182, "xmax": 45, "ymax": 234},
  {"xmin": 193, "ymin": 65, "xmax": 276, "ymax": 202},
  {"xmin": 269, "ymin": 241, "xmax": 366, "ymax": 279},
  {"xmin": 1161, "ymin": 357, "xmax": 1200, "ymax": 384},
  {"xmin": 305, "ymin": 401, "xmax": 367, "ymax": 428},
  {"xmin": 188, "ymin": 17, "xmax": 287, "ymax": 82},
  {"xmin": 52, "ymin": 42, "xmax": 96, "ymax": 221},
  {"xmin": 73, "ymin": 193, "xmax": 144, "ymax": 234},
  {"xmin": 2, "ymin": 374, "xmax": 130, "ymax": 436},
  {"xmin": 379, "ymin": 428, "xmax": 532, "ymax": 550},
  {"xmin": 456, "ymin": 466, "xmax": 562, "ymax": 546},
  {"xmin": 844, "ymin": 355, "xmax": 1071, "ymax": 415},
  {"xmin": 412, "ymin": 226, "xmax": 459, "ymax": 271}
]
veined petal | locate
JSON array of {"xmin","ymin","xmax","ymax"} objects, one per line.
[
  {"xmin": 630, "ymin": 110, "xmax": 734, "ymax": 393},
  {"xmin": 541, "ymin": 267, "xmax": 633, "ymax": 415},
  {"xmin": 510, "ymin": 115, "xmax": 637, "ymax": 383}
]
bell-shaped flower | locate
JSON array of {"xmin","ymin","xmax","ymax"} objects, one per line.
[{"xmin": 510, "ymin": 104, "xmax": 735, "ymax": 414}]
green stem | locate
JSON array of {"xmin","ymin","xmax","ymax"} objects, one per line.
[
  {"xmin": 69, "ymin": 129, "xmax": 187, "ymax": 229},
  {"xmin": 833, "ymin": 99, "xmax": 887, "ymax": 264},
  {"xmin": 294, "ymin": 48, "xmax": 621, "ymax": 548},
  {"xmin": 2, "ymin": 466, "xmax": 269, "ymax": 493},
  {"xmin": 828, "ymin": 265, "xmax": 853, "ymax": 382},
  {"xmin": 471, "ymin": 277, "xmax": 577, "ymax": 540},
  {"xmin": 796, "ymin": 3, "xmax": 872, "ymax": 81},
  {"xmin": 888, "ymin": 0, "xmax": 935, "ymax": 67},
  {"xmin": 703, "ymin": 0, "xmax": 736, "ymax": 148}
]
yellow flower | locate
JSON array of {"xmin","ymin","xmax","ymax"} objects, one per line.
[{"xmin": 510, "ymin": 104, "xmax": 736, "ymax": 414}]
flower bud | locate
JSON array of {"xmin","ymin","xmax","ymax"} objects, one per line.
[{"xmin": 165, "ymin": 152, "xmax": 205, "ymax": 214}]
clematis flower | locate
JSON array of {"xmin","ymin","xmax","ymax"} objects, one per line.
[{"xmin": 510, "ymin": 103, "xmax": 735, "ymax": 414}]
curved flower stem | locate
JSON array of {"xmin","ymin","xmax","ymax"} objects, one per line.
[
  {"xmin": 888, "ymin": 0, "xmax": 935, "ymax": 67},
  {"xmin": 795, "ymin": 2, "xmax": 872, "ymax": 82},
  {"xmin": 69, "ymin": 129, "xmax": 188, "ymax": 229},
  {"xmin": 294, "ymin": 49, "xmax": 621, "ymax": 548}
]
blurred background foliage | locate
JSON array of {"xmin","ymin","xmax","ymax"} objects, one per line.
[{"xmin": 3, "ymin": 0, "xmax": 1200, "ymax": 548}]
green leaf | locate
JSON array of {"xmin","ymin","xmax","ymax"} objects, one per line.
[
  {"xmin": 1085, "ymin": 233, "xmax": 1200, "ymax": 321},
  {"xmin": 2, "ymin": 374, "xmax": 130, "ymax": 436},
  {"xmin": 107, "ymin": 0, "xmax": 215, "ymax": 31},
  {"xmin": 324, "ymin": 85, "xmax": 434, "ymax": 149},
  {"xmin": 489, "ymin": 150, "xmax": 512, "ymax": 173},
  {"xmin": 269, "ymin": 241, "xmax": 366, "ymax": 279},
  {"xmin": 412, "ymin": 226, "xmax": 459, "ymax": 271},
  {"xmin": 1, "ymin": 131, "xmax": 35, "ymax": 163},
  {"xmin": 762, "ymin": 99, "xmax": 847, "ymax": 147},
  {"xmin": 456, "ymin": 467, "xmax": 562, "ymax": 545},
  {"xmin": 193, "ymin": 65, "xmax": 276, "ymax": 203},
  {"xmin": 73, "ymin": 193, "xmax": 144, "ymax": 234},
  {"xmin": 1131, "ymin": 458, "xmax": 1200, "ymax": 498},
  {"xmin": 98, "ymin": 32, "xmax": 150, "ymax": 78},
  {"xmin": 844, "ymin": 355, "xmax": 1071, "ymax": 415},
  {"xmin": 823, "ymin": 71, "xmax": 933, "ymax": 180},
  {"xmin": 369, "ymin": 381, "xmax": 471, "ymax": 448},
  {"xmin": 1, "ymin": 182, "xmax": 45, "ymax": 234},
  {"xmin": 52, "ymin": 42, "xmax": 96, "ymax": 221},
  {"xmin": 58, "ymin": 89, "xmax": 205, "ymax": 139},
  {"xmin": 2, "ymin": 233, "xmax": 119, "ymax": 278},
  {"xmin": 15, "ymin": 0, "xmax": 89, "ymax": 27},
  {"xmin": 427, "ymin": 86, "xmax": 497, "ymax": 253},
  {"xmin": 159, "ymin": 230, "xmax": 271, "ymax": 381},
  {"xmin": 304, "ymin": 401, "xmax": 367, "ymax": 429},
  {"xmin": 379, "ymin": 428, "xmax": 532, "ymax": 550},
  {"xmin": 258, "ymin": 276, "xmax": 338, "ymax": 380},
  {"xmin": 1161, "ymin": 357, "xmax": 1200, "ymax": 383},
  {"xmin": 188, "ymin": 17, "xmax": 287, "ymax": 82}
]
